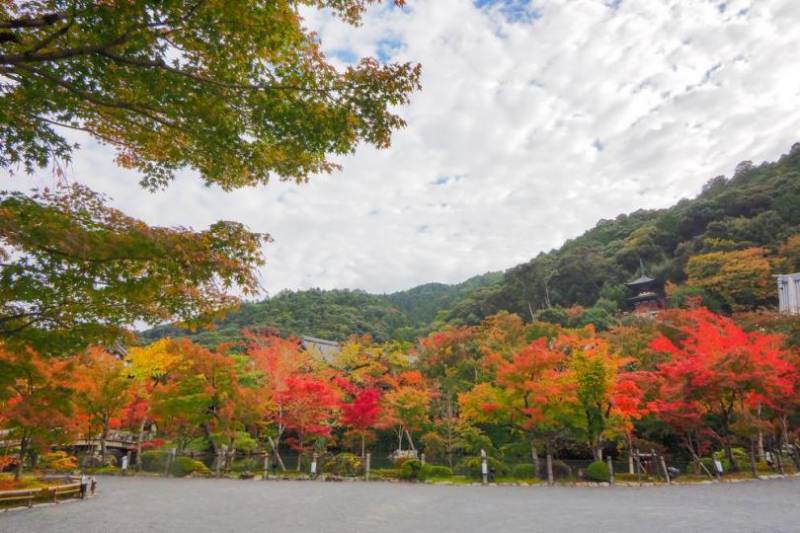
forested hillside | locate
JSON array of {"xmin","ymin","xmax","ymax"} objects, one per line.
[
  {"xmin": 440, "ymin": 144, "xmax": 800, "ymax": 325},
  {"xmin": 141, "ymin": 273, "xmax": 502, "ymax": 345},
  {"xmin": 143, "ymin": 145, "xmax": 800, "ymax": 344}
]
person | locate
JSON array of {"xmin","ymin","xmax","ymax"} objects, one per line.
[
  {"xmin": 90, "ymin": 476, "xmax": 97, "ymax": 496},
  {"xmin": 79, "ymin": 474, "xmax": 88, "ymax": 499}
]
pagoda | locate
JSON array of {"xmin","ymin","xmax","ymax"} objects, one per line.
[{"xmin": 625, "ymin": 260, "xmax": 665, "ymax": 315}]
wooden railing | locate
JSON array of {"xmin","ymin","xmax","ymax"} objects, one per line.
[{"xmin": 0, "ymin": 479, "xmax": 82, "ymax": 509}]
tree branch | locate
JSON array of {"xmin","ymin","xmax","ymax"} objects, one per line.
[{"xmin": 0, "ymin": 12, "xmax": 66, "ymax": 30}]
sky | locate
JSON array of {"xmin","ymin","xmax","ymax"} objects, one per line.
[{"xmin": 7, "ymin": 0, "xmax": 800, "ymax": 296}]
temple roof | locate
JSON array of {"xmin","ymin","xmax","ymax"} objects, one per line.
[
  {"xmin": 626, "ymin": 258, "xmax": 656, "ymax": 287},
  {"xmin": 626, "ymin": 273, "xmax": 656, "ymax": 287}
]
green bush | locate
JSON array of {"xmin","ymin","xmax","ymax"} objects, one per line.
[
  {"xmin": 711, "ymin": 448, "xmax": 752, "ymax": 472},
  {"xmin": 455, "ymin": 456, "xmax": 509, "ymax": 480},
  {"xmin": 170, "ymin": 456, "xmax": 211, "ymax": 477},
  {"xmin": 231, "ymin": 458, "xmax": 260, "ymax": 473},
  {"xmin": 511, "ymin": 463, "xmax": 537, "ymax": 479},
  {"xmin": 586, "ymin": 460, "xmax": 610, "ymax": 482},
  {"xmin": 322, "ymin": 453, "xmax": 363, "ymax": 477},
  {"xmin": 426, "ymin": 465, "xmax": 452, "ymax": 478},
  {"xmin": 399, "ymin": 459, "xmax": 424, "ymax": 480},
  {"xmin": 140, "ymin": 451, "xmax": 167, "ymax": 473}
]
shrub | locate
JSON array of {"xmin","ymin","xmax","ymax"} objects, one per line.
[
  {"xmin": 586, "ymin": 460, "xmax": 610, "ymax": 482},
  {"xmin": 140, "ymin": 450, "xmax": 167, "ymax": 472},
  {"xmin": 713, "ymin": 448, "xmax": 751, "ymax": 472},
  {"xmin": 511, "ymin": 463, "xmax": 537, "ymax": 479},
  {"xmin": 231, "ymin": 458, "xmax": 260, "ymax": 473},
  {"xmin": 399, "ymin": 459, "xmax": 424, "ymax": 480},
  {"xmin": 170, "ymin": 456, "xmax": 211, "ymax": 477},
  {"xmin": 455, "ymin": 456, "xmax": 509, "ymax": 480},
  {"xmin": 40, "ymin": 451, "xmax": 77, "ymax": 472},
  {"xmin": 322, "ymin": 453, "xmax": 363, "ymax": 477},
  {"xmin": 426, "ymin": 465, "xmax": 452, "ymax": 478}
]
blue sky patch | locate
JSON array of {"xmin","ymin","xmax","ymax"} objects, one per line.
[
  {"xmin": 376, "ymin": 38, "xmax": 404, "ymax": 62},
  {"xmin": 474, "ymin": 0, "xmax": 542, "ymax": 23},
  {"xmin": 330, "ymin": 48, "xmax": 357, "ymax": 64}
]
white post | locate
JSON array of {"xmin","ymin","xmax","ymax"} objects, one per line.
[
  {"xmin": 607, "ymin": 456, "xmax": 614, "ymax": 485},
  {"xmin": 480, "ymin": 449, "xmax": 488, "ymax": 485},
  {"xmin": 365, "ymin": 453, "xmax": 371, "ymax": 481},
  {"xmin": 310, "ymin": 452, "xmax": 318, "ymax": 479}
]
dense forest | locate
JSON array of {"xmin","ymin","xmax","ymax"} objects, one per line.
[
  {"xmin": 141, "ymin": 273, "xmax": 503, "ymax": 345},
  {"xmin": 143, "ymin": 144, "xmax": 800, "ymax": 344}
]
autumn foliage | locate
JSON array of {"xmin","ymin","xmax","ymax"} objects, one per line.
[{"xmin": 1, "ymin": 306, "xmax": 798, "ymax": 481}]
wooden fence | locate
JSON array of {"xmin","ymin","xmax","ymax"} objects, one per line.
[{"xmin": 0, "ymin": 479, "xmax": 82, "ymax": 509}]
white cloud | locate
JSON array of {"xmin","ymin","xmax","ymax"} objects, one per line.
[{"xmin": 5, "ymin": 0, "xmax": 800, "ymax": 295}]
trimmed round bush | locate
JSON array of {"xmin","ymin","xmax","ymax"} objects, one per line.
[
  {"xmin": 140, "ymin": 450, "xmax": 168, "ymax": 472},
  {"xmin": 399, "ymin": 459, "xmax": 424, "ymax": 480},
  {"xmin": 511, "ymin": 463, "xmax": 537, "ymax": 479},
  {"xmin": 586, "ymin": 460, "xmax": 610, "ymax": 482},
  {"xmin": 322, "ymin": 453, "xmax": 363, "ymax": 477},
  {"xmin": 170, "ymin": 456, "xmax": 211, "ymax": 477}
]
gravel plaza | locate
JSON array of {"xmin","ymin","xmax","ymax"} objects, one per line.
[{"xmin": 3, "ymin": 475, "xmax": 800, "ymax": 533}]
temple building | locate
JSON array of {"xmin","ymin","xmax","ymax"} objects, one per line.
[{"xmin": 625, "ymin": 260, "xmax": 665, "ymax": 315}]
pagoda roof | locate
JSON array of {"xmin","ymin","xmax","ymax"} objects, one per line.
[
  {"xmin": 627, "ymin": 291, "xmax": 659, "ymax": 303},
  {"xmin": 626, "ymin": 274, "xmax": 656, "ymax": 287}
]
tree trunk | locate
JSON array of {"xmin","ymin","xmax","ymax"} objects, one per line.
[
  {"xmin": 100, "ymin": 421, "xmax": 109, "ymax": 464},
  {"xmin": 749, "ymin": 436, "xmax": 759, "ymax": 479},
  {"xmin": 627, "ymin": 432, "xmax": 634, "ymax": 474},
  {"xmin": 15, "ymin": 436, "xmax": 28, "ymax": 481},
  {"xmin": 405, "ymin": 428, "xmax": 416, "ymax": 452},
  {"xmin": 530, "ymin": 440, "xmax": 541, "ymax": 479},
  {"xmin": 781, "ymin": 415, "xmax": 790, "ymax": 450},
  {"xmin": 546, "ymin": 452, "xmax": 554, "ymax": 485},
  {"xmin": 360, "ymin": 433, "xmax": 366, "ymax": 459},
  {"xmin": 225, "ymin": 439, "xmax": 236, "ymax": 472},
  {"xmin": 593, "ymin": 446, "xmax": 603, "ymax": 462},
  {"xmin": 723, "ymin": 437, "xmax": 737, "ymax": 471},
  {"xmin": 775, "ymin": 443, "xmax": 785, "ymax": 475},
  {"xmin": 756, "ymin": 404, "xmax": 765, "ymax": 462},
  {"xmin": 266, "ymin": 436, "xmax": 286, "ymax": 471},
  {"xmin": 135, "ymin": 418, "xmax": 147, "ymax": 470},
  {"xmin": 689, "ymin": 449, "xmax": 714, "ymax": 480},
  {"xmin": 396, "ymin": 427, "xmax": 403, "ymax": 453},
  {"xmin": 202, "ymin": 422, "xmax": 220, "ymax": 456}
]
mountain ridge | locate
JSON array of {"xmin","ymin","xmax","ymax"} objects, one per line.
[{"xmin": 142, "ymin": 144, "xmax": 800, "ymax": 344}]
